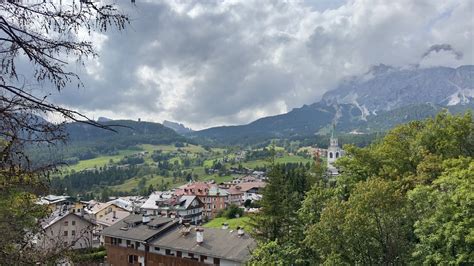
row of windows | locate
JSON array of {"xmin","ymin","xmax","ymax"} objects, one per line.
[
  {"xmin": 62, "ymin": 230, "xmax": 76, "ymax": 236},
  {"xmin": 119, "ymin": 238, "xmax": 220, "ymax": 265},
  {"xmin": 63, "ymin": 220, "xmax": 76, "ymax": 226},
  {"xmin": 164, "ymin": 249, "xmax": 220, "ymax": 264}
]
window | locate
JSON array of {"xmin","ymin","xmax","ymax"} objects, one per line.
[
  {"xmin": 329, "ymin": 152, "xmax": 333, "ymax": 159},
  {"xmin": 213, "ymin": 258, "xmax": 220, "ymax": 265},
  {"xmin": 128, "ymin": 255, "xmax": 138, "ymax": 263},
  {"xmin": 72, "ymin": 221, "xmax": 76, "ymax": 226},
  {"xmin": 127, "ymin": 240, "xmax": 131, "ymax": 246},
  {"xmin": 188, "ymin": 253, "xmax": 194, "ymax": 258},
  {"xmin": 64, "ymin": 221, "xmax": 68, "ymax": 226},
  {"xmin": 136, "ymin": 242, "xmax": 140, "ymax": 249},
  {"xmin": 63, "ymin": 231, "xmax": 68, "ymax": 236},
  {"xmin": 112, "ymin": 238, "xmax": 120, "ymax": 245},
  {"xmin": 336, "ymin": 152, "xmax": 339, "ymax": 158},
  {"xmin": 200, "ymin": 255, "xmax": 207, "ymax": 262},
  {"xmin": 71, "ymin": 230, "xmax": 75, "ymax": 236},
  {"xmin": 165, "ymin": 249, "xmax": 171, "ymax": 255},
  {"xmin": 177, "ymin": 251, "xmax": 182, "ymax": 257},
  {"xmin": 154, "ymin": 247, "xmax": 160, "ymax": 251}
]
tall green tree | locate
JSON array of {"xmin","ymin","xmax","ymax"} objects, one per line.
[
  {"xmin": 409, "ymin": 157, "xmax": 474, "ymax": 265},
  {"xmin": 305, "ymin": 178, "xmax": 414, "ymax": 264},
  {"xmin": 0, "ymin": 1, "xmax": 128, "ymax": 263}
]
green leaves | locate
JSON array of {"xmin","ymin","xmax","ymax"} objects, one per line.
[
  {"xmin": 409, "ymin": 157, "xmax": 474, "ymax": 265},
  {"xmin": 251, "ymin": 111, "xmax": 473, "ymax": 265}
]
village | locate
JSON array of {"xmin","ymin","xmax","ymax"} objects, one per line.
[{"xmin": 33, "ymin": 136, "xmax": 344, "ymax": 265}]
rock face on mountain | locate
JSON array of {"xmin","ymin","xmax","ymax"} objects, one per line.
[
  {"xmin": 194, "ymin": 65, "xmax": 473, "ymax": 144},
  {"xmin": 163, "ymin": 120, "xmax": 193, "ymax": 135},
  {"xmin": 322, "ymin": 65, "xmax": 474, "ymax": 118}
]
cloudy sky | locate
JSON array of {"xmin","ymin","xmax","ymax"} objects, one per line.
[{"xmin": 50, "ymin": 0, "xmax": 473, "ymax": 130}]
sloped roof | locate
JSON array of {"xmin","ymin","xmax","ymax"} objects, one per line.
[
  {"xmin": 141, "ymin": 191, "xmax": 174, "ymax": 210},
  {"xmin": 101, "ymin": 214, "xmax": 178, "ymax": 242},
  {"xmin": 87, "ymin": 199, "xmax": 130, "ymax": 215},
  {"xmin": 208, "ymin": 186, "xmax": 229, "ymax": 196},
  {"xmin": 41, "ymin": 211, "xmax": 94, "ymax": 229},
  {"xmin": 175, "ymin": 195, "xmax": 203, "ymax": 210},
  {"xmin": 96, "ymin": 210, "xmax": 131, "ymax": 227},
  {"xmin": 236, "ymin": 181, "xmax": 266, "ymax": 192},
  {"xmin": 151, "ymin": 226, "xmax": 256, "ymax": 263},
  {"xmin": 36, "ymin": 195, "xmax": 70, "ymax": 205}
]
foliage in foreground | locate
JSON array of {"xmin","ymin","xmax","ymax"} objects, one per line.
[{"xmin": 250, "ymin": 111, "xmax": 473, "ymax": 265}]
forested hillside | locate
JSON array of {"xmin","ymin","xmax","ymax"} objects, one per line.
[
  {"xmin": 250, "ymin": 111, "xmax": 473, "ymax": 265},
  {"xmin": 30, "ymin": 120, "xmax": 186, "ymax": 165}
]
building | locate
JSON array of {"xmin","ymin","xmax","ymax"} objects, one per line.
[
  {"xmin": 141, "ymin": 191, "xmax": 174, "ymax": 216},
  {"xmin": 96, "ymin": 210, "xmax": 131, "ymax": 246},
  {"xmin": 39, "ymin": 211, "xmax": 95, "ymax": 250},
  {"xmin": 102, "ymin": 214, "xmax": 255, "ymax": 266},
  {"xmin": 225, "ymin": 186, "xmax": 244, "ymax": 206},
  {"xmin": 86, "ymin": 200, "xmax": 131, "ymax": 221},
  {"xmin": 327, "ymin": 130, "xmax": 344, "ymax": 176},
  {"xmin": 149, "ymin": 225, "xmax": 255, "ymax": 265},
  {"xmin": 36, "ymin": 195, "xmax": 74, "ymax": 213},
  {"xmin": 176, "ymin": 182, "xmax": 230, "ymax": 219},
  {"xmin": 205, "ymin": 186, "xmax": 229, "ymax": 218},
  {"xmin": 141, "ymin": 193, "xmax": 204, "ymax": 225},
  {"xmin": 174, "ymin": 195, "xmax": 204, "ymax": 225}
]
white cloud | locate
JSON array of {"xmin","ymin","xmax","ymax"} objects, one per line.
[{"xmin": 49, "ymin": 0, "xmax": 473, "ymax": 129}]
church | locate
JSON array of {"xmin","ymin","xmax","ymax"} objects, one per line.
[{"xmin": 327, "ymin": 130, "xmax": 344, "ymax": 176}]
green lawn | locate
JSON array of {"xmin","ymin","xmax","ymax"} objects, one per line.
[
  {"xmin": 200, "ymin": 174, "xmax": 235, "ymax": 184},
  {"xmin": 203, "ymin": 216, "xmax": 252, "ymax": 232},
  {"xmin": 240, "ymin": 155, "xmax": 312, "ymax": 169},
  {"xmin": 110, "ymin": 174, "xmax": 184, "ymax": 192},
  {"xmin": 65, "ymin": 149, "xmax": 138, "ymax": 172},
  {"xmin": 139, "ymin": 144, "xmax": 207, "ymax": 153}
]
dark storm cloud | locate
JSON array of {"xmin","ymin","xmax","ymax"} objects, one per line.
[
  {"xmin": 422, "ymin": 44, "xmax": 463, "ymax": 60},
  {"xmin": 47, "ymin": 0, "xmax": 473, "ymax": 129}
]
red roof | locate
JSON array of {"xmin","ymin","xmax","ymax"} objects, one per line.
[{"xmin": 175, "ymin": 182, "xmax": 211, "ymax": 197}]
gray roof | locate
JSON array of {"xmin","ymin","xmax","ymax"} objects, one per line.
[
  {"xmin": 151, "ymin": 226, "xmax": 256, "ymax": 263},
  {"xmin": 41, "ymin": 211, "xmax": 94, "ymax": 229},
  {"xmin": 101, "ymin": 214, "xmax": 178, "ymax": 242},
  {"xmin": 208, "ymin": 186, "xmax": 229, "ymax": 196},
  {"xmin": 175, "ymin": 195, "xmax": 202, "ymax": 210}
]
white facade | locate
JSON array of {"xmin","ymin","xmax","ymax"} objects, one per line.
[{"xmin": 327, "ymin": 136, "xmax": 344, "ymax": 176}]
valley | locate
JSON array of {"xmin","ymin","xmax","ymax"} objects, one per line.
[{"xmin": 52, "ymin": 142, "xmax": 313, "ymax": 197}]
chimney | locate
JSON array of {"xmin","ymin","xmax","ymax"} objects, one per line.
[
  {"xmin": 113, "ymin": 211, "xmax": 117, "ymax": 219},
  {"xmin": 142, "ymin": 214, "xmax": 151, "ymax": 224},
  {"xmin": 237, "ymin": 226, "xmax": 244, "ymax": 237},
  {"xmin": 222, "ymin": 223, "xmax": 229, "ymax": 230},
  {"xmin": 196, "ymin": 228, "xmax": 204, "ymax": 244}
]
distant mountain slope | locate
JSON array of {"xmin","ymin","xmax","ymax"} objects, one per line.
[
  {"xmin": 193, "ymin": 103, "xmax": 335, "ymax": 144},
  {"xmin": 323, "ymin": 65, "xmax": 473, "ymax": 116},
  {"xmin": 193, "ymin": 65, "xmax": 473, "ymax": 144},
  {"xmin": 65, "ymin": 120, "xmax": 185, "ymax": 145},
  {"xmin": 163, "ymin": 120, "xmax": 193, "ymax": 135}
]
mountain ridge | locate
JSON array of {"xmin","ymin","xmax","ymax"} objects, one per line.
[{"xmin": 192, "ymin": 65, "xmax": 473, "ymax": 144}]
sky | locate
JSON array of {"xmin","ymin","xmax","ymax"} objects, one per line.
[{"xmin": 48, "ymin": 0, "xmax": 473, "ymax": 130}]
